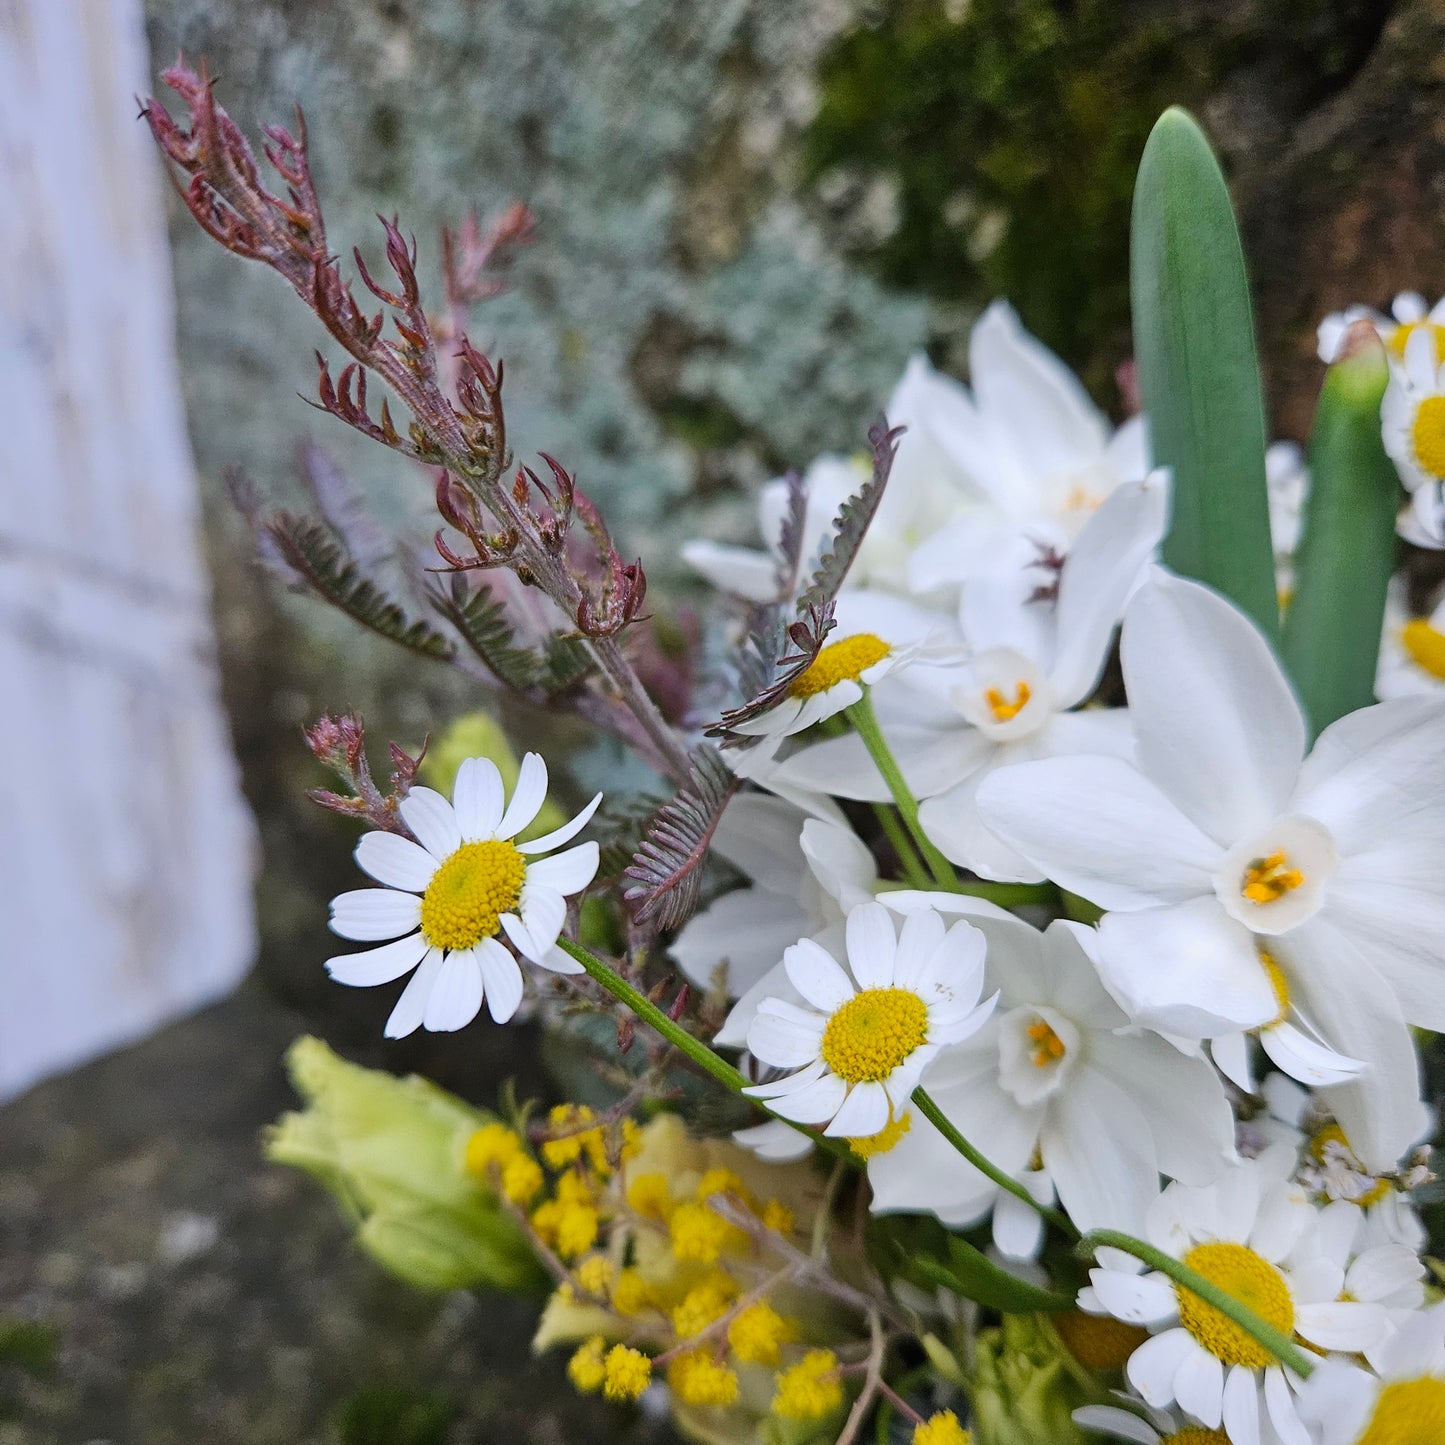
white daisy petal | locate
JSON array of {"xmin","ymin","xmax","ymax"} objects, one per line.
[
  {"xmin": 1295, "ymin": 1301, "xmax": 1388, "ymax": 1353},
  {"xmin": 765, "ymin": 1071, "xmax": 848, "ymax": 1126},
  {"xmin": 783, "ymin": 937, "xmax": 856, "ymax": 1013},
  {"xmin": 733, "ymin": 1120, "xmax": 814, "ymax": 1162},
  {"xmin": 1222, "ymin": 1364, "xmax": 1260, "ymax": 1445},
  {"xmin": 748, "ymin": 1009, "xmax": 826, "ymax": 1069},
  {"xmin": 1070, "ymin": 1406, "xmax": 1161, "ymax": 1445},
  {"xmin": 1127, "ymin": 1329, "xmax": 1196, "ymax": 1408},
  {"xmin": 1087, "ymin": 1270, "xmax": 1177, "ymax": 1326},
  {"xmin": 1173, "ymin": 1346, "xmax": 1223, "ymax": 1428},
  {"xmin": 523, "ymin": 842, "xmax": 599, "ymax": 897},
  {"xmin": 532, "ymin": 943, "xmax": 586, "ymax": 975},
  {"xmin": 384, "ymin": 948, "xmax": 445, "ymax": 1038},
  {"xmin": 452, "ymin": 756, "xmax": 505, "ymax": 840},
  {"xmin": 992, "ymin": 1185, "xmax": 1046, "ymax": 1261},
  {"xmin": 1263, "ymin": 1366, "xmax": 1310, "ymax": 1445},
  {"xmin": 497, "ymin": 752, "xmax": 549, "ymax": 839},
  {"xmin": 422, "ymin": 948, "xmax": 485, "ymax": 1032},
  {"xmin": 845, "ymin": 901, "xmax": 899, "ymax": 989},
  {"xmin": 326, "ymin": 931, "xmax": 429, "ymax": 987},
  {"xmin": 329, "ymin": 889, "xmax": 423, "ymax": 941},
  {"xmin": 517, "ymin": 886, "xmax": 567, "ymax": 956},
  {"xmin": 355, "ymin": 830, "xmax": 438, "ymax": 891},
  {"xmin": 823, "ymin": 1080, "xmax": 891, "ymax": 1138},
  {"xmin": 477, "ymin": 937, "xmax": 525, "ymax": 1024},
  {"xmin": 398, "ymin": 786, "xmax": 464, "ymax": 860},
  {"xmin": 516, "ymin": 791, "xmax": 603, "ymax": 854},
  {"xmin": 744, "ymin": 1058, "xmax": 827, "ymax": 1099}
]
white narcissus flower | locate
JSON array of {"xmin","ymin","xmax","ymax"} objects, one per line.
[
  {"xmin": 1375, "ymin": 576, "xmax": 1445, "ymax": 700},
  {"xmin": 671, "ymin": 805, "xmax": 876, "ymax": 997},
  {"xmin": 1383, "ymin": 327, "xmax": 1445, "ymax": 547},
  {"xmin": 1298, "ymin": 1303, "xmax": 1445, "ymax": 1445},
  {"xmin": 774, "ymin": 475, "xmax": 1165, "ymax": 881},
  {"xmin": 1267, "ymin": 441, "xmax": 1310, "ymax": 598},
  {"xmin": 904, "ymin": 299, "xmax": 1151, "ymax": 594},
  {"xmin": 742, "ymin": 901, "xmax": 996, "ymax": 1138},
  {"xmin": 1318, "ymin": 290, "xmax": 1445, "ymax": 364},
  {"xmin": 1082, "ymin": 1147, "xmax": 1390, "ymax": 1445},
  {"xmin": 728, "ymin": 591, "xmax": 962, "ymax": 743},
  {"xmin": 976, "ymin": 569, "xmax": 1445, "ymax": 1169},
  {"xmin": 326, "ymin": 754, "xmax": 601, "ymax": 1036},
  {"xmin": 863, "ymin": 916, "xmax": 1235, "ymax": 1247}
]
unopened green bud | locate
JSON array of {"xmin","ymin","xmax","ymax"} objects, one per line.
[
  {"xmin": 267, "ymin": 1037, "xmax": 545, "ymax": 1294},
  {"xmin": 970, "ymin": 1313, "xmax": 1098, "ymax": 1445}
]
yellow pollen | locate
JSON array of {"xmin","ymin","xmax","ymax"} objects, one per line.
[
  {"xmin": 1259, "ymin": 949, "xmax": 1291, "ymax": 1026},
  {"xmin": 820, "ymin": 987, "xmax": 929, "ymax": 1084},
  {"xmin": 985, "ymin": 680, "xmax": 1032, "ymax": 722},
  {"xmin": 771, "ymin": 1349, "xmax": 843, "ymax": 1420},
  {"xmin": 1025, "ymin": 1017, "xmax": 1067, "ymax": 1068},
  {"xmin": 666, "ymin": 1349, "xmax": 739, "ymax": 1408},
  {"xmin": 1389, "ymin": 320, "xmax": 1445, "ymax": 364},
  {"xmin": 419, "ymin": 838, "xmax": 526, "ymax": 950},
  {"xmin": 1412, "ymin": 394, "xmax": 1445, "ymax": 479},
  {"xmin": 848, "ymin": 1108, "xmax": 913, "ymax": 1160},
  {"xmin": 1355, "ymin": 1376, "xmax": 1445, "ymax": 1445},
  {"xmin": 1308, "ymin": 1123, "xmax": 1393, "ymax": 1207},
  {"xmin": 1051, "ymin": 1311, "xmax": 1149, "ymax": 1371},
  {"xmin": 913, "ymin": 1410, "xmax": 972, "ymax": 1445},
  {"xmin": 601, "ymin": 1344, "xmax": 652, "ymax": 1402},
  {"xmin": 1241, "ymin": 851, "xmax": 1305, "ymax": 905},
  {"xmin": 789, "ymin": 632, "xmax": 891, "ymax": 699},
  {"xmin": 1401, "ymin": 618, "xmax": 1445, "ymax": 681},
  {"xmin": 1160, "ymin": 1432, "xmax": 1231, "ymax": 1445},
  {"xmin": 1176, "ymin": 1242, "xmax": 1295, "ymax": 1368},
  {"xmin": 1063, "ymin": 484, "xmax": 1104, "ymax": 514}
]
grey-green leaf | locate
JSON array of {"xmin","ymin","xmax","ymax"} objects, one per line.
[
  {"xmin": 1131, "ymin": 107, "xmax": 1278, "ymax": 640},
  {"xmin": 1281, "ymin": 341, "xmax": 1401, "ymax": 738}
]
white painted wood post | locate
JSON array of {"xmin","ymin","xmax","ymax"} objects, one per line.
[{"xmin": 0, "ymin": 0, "xmax": 257, "ymax": 1099}]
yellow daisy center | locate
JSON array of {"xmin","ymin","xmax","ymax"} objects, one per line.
[
  {"xmin": 820, "ymin": 987, "xmax": 929, "ymax": 1084},
  {"xmin": 848, "ymin": 1108, "xmax": 912, "ymax": 1160},
  {"xmin": 1176, "ymin": 1242, "xmax": 1295, "ymax": 1368},
  {"xmin": 1052, "ymin": 1311, "xmax": 1150, "ymax": 1371},
  {"xmin": 1308, "ymin": 1123, "xmax": 1393, "ymax": 1207},
  {"xmin": 1411, "ymin": 394, "xmax": 1445, "ymax": 479},
  {"xmin": 1401, "ymin": 618, "xmax": 1445, "ymax": 680},
  {"xmin": 1388, "ymin": 320, "xmax": 1445, "ymax": 364},
  {"xmin": 1160, "ymin": 1431, "xmax": 1231, "ymax": 1445},
  {"xmin": 789, "ymin": 632, "xmax": 891, "ymax": 699},
  {"xmin": 1355, "ymin": 1377, "xmax": 1445, "ymax": 1445},
  {"xmin": 1259, "ymin": 948, "xmax": 1291, "ymax": 1027},
  {"xmin": 1241, "ymin": 851, "xmax": 1305, "ymax": 905},
  {"xmin": 419, "ymin": 839, "xmax": 527, "ymax": 950},
  {"xmin": 1025, "ymin": 1016, "xmax": 1067, "ymax": 1068},
  {"xmin": 985, "ymin": 680, "xmax": 1032, "ymax": 722}
]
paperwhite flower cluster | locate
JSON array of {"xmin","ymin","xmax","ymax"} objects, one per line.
[{"xmin": 677, "ymin": 302, "xmax": 1445, "ymax": 1445}]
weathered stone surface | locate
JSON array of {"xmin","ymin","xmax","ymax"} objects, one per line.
[{"xmin": 0, "ymin": 985, "xmax": 675, "ymax": 1444}]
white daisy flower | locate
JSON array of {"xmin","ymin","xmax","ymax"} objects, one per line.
[
  {"xmin": 773, "ymin": 474, "xmax": 1165, "ymax": 881},
  {"xmin": 1298, "ymin": 1302, "xmax": 1445, "ymax": 1445},
  {"xmin": 1074, "ymin": 1397, "xmax": 1226, "ymax": 1444},
  {"xmin": 1375, "ymin": 576, "xmax": 1445, "ymax": 700},
  {"xmin": 741, "ymin": 901, "xmax": 996, "ymax": 1138},
  {"xmin": 1318, "ymin": 290, "xmax": 1445, "ymax": 364},
  {"xmin": 325, "ymin": 754, "xmax": 601, "ymax": 1036},
  {"xmin": 1382, "ymin": 327, "xmax": 1445, "ymax": 548},
  {"xmin": 729, "ymin": 590, "xmax": 963, "ymax": 742},
  {"xmin": 862, "ymin": 915, "xmax": 1235, "ymax": 1247},
  {"xmin": 976, "ymin": 569, "xmax": 1445, "ymax": 1169},
  {"xmin": 1082, "ymin": 1147, "xmax": 1390, "ymax": 1445}
]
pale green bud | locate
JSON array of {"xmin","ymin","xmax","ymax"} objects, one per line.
[
  {"xmin": 970, "ymin": 1313, "xmax": 1098, "ymax": 1445},
  {"xmin": 267, "ymin": 1036, "xmax": 545, "ymax": 1294}
]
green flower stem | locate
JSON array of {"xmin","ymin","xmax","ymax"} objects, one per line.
[
  {"xmin": 846, "ymin": 692, "xmax": 958, "ymax": 889},
  {"xmin": 1080, "ymin": 1229, "xmax": 1316, "ymax": 1379},
  {"xmin": 555, "ymin": 936, "xmax": 851, "ymax": 1162},
  {"xmin": 911, "ymin": 1087, "xmax": 1079, "ymax": 1240},
  {"xmin": 871, "ymin": 802, "xmax": 932, "ymax": 889}
]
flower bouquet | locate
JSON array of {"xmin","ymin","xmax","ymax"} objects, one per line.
[{"xmin": 144, "ymin": 63, "xmax": 1445, "ymax": 1445}]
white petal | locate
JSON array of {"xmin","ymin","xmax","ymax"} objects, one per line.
[
  {"xmin": 497, "ymin": 752, "xmax": 548, "ymax": 839},
  {"xmin": 383, "ymin": 948, "xmax": 445, "ymax": 1038},
  {"xmin": 516, "ymin": 792, "xmax": 603, "ymax": 855},
  {"xmin": 1222, "ymin": 1364, "xmax": 1260, "ymax": 1445},
  {"xmin": 1210, "ymin": 1032, "xmax": 1256, "ymax": 1093},
  {"xmin": 1123, "ymin": 572, "xmax": 1304, "ymax": 846},
  {"xmin": 748, "ymin": 1006, "xmax": 826, "ymax": 1069},
  {"xmin": 452, "ymin": 757, "xmax": 505, "ymax": 840},
  {"xmin": 1345, "ymin": 1245, "xmax": 1425, "ymax": 1303},
  {"xmin": 1071, "ymin": 1407, "xmax": 1160, "ymax": 1445},
  {"xmin": 976, "ymin": 757, "xmax": 1222, "ymax": 912},
  {"xmin": 992, "ymin": 1186, "xmax": 1046, "ymax": 1261},
  {"xmin": 355, "ymin": 830, "xmax": 438, "ymax": 891},
  {"xmin": 423, "ymin": 948, "xmax": 484, "ymax": 1032},
  {"xmin": 919, "ymin": 766, "xmax": 1047, "ymax": 884},
  {"xmin": 398, "ymin": 786, "xmax": 463, "ymax": 860},
  {"xmin": 1295, "ymin": 1302, "xmax": 1388, "ymax": 1353},
  {"xmin": 824, "ymin": 1080, "xmax": 891, "ymax": 1138},
  {"xmin": 845, "ymin": 901, "xmax": 899, "ymax": 989},
  {"xmin": 891, "ymin": 908, "xmax": 948, "ymax": 991},
  {"xmin": 517, "ymin": 886, "xmax": 567, "ymax": 956},
  {"xmin": 1173, "ymin": 1347, "xmax": 1224, "ymax": 1428},
  {"xmin": 672, "ymin": 887, "xmax": 810, "ymax": 995},
  {"xmin": 477, "ymin": 937, "xmax": 525, "ymax": 1024},
  {"xmin": 1126, "ymin": 1329, "xmax": 1196, "ymax": 1408},
  {"xmin": 784, "ymin": 937, "xmax": 856, "ymax": 1013},
  {"xmin": 1263, "ymin": 1366, "xmax": 1311, "ymax": 1445},
  {"xmin": 532, "ymin": 944, "xmax": 585, "ymax": 975},
  {"xmin": 680, "ymin": 539, "xmax": 780, "ymax": 601},
  {"xmin": 745, "ymin": 1056, "xmax": 826, "ymax": 1099},
  {"xmin": 734, "ymin": 1119, "xmax": 814, "ymax": 1162},
  {"xmin": 329, "ymin": 889, "xmax": 422, "ymax": 941},
  {"xmin": 523, "ymin": 842, "xmax": 599, "ymax": 897},
  {"xmin": 326, "ymin": 931, "xmax": 429, "ymax": 987},
  {"xmin": 1087, "ymin": 1269, "xmax": 1177, "ymax": 1326},
  {"xmin": 1096, "ymin": 898, "xmax": 1276, "ymax": 1036},
  {"xmin": 765, "ymin": 1070, "xmax": 848, "ymax": 1126},
  {"xmin": 1259, "ymin": 1021, "xmax": 1365, "ymax": 1087}
]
